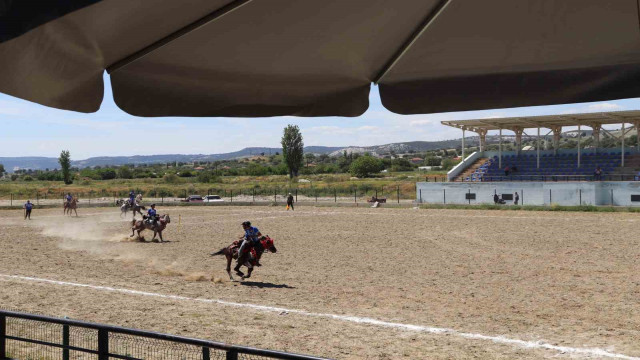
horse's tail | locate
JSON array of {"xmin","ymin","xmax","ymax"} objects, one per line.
[{"xmin": 210, "ymin": 248, "xmax": 226, "ymax": 257}]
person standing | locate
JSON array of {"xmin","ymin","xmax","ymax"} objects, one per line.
[
  {"xmin": 24, "ymin": 200, "xmax": 33, "ymax": 220},
  {"xmin": 286, "ymin": 192, "xmax": 294, "ymax": 211},
  {"xmin": 514, "ymin": 192, "xmax": 519, "ymax": 205}
]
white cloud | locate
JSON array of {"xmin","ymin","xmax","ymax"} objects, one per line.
[{"xmin": 587, "ymin": 103, "xmax": 622, "ymax": 111}]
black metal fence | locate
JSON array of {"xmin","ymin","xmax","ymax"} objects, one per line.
[{"xmin": 0, "ymin": 310, "xmax": 331, "ymax": 360}]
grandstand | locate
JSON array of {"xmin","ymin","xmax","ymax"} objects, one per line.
[{"xmin": 417, "ymin": 110, "xmax": 640, "ymax": 206}]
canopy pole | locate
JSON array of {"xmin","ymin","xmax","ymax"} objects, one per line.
[
  {"xmin": 107, "ymin": 0, "xmax": 255, "ymax": 73},
  {"xmin": 461, "ymin": 128, "xmax": 465, "ymax": 161},
  {"xmin": 499, "ymin": 128, "xmax": 503, "ymax": 169},
  {"xmin": 622, "ymin": 122, "xmax": 625, "ymax": 167},
  {"xmin": 577, "ymin": 124, "xmax": 581, "ymax": 168},
  {"xmin": 537, "ymin": 127, "xmax": 540, "ymax": 169},
  {"xmin": 373, "ymin": 0, "xmax": 451, "ymax": 84}
]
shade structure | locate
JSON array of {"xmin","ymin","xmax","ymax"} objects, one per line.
[{"xmin": 2, "ymin": 0, "xmax": 640, "ymax": 117}]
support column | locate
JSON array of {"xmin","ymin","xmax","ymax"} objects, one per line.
[
  {"xmin": 577, "ymin": 124, "xmax": 581, "ymax": 168},
  {"xmin": 634, "ymin": 120, "xmax": 640, "ymax": 153},
  {"xmin": 513, "ymin": 127, "xmax": 523, "ymax": 156},
  {"xmin": 550, "ymin": 126, "xmax": 562, "ymax": 156},
  {"xmin": 499, "ymin": 128, "xmax": 503, "ymax": 169},
  {"xmin": 461, "ymin": 127, "xmax": 466, "ymax": 161},
  {"xmin": 591, "ymin": 123, "xmax": 601, "ymax": 152},
  {"xmin": 477, "ymin": 129, "xmax": 487, "ymax": 153},
  {"xmin": 622, "ymin": 122, "xmax": 625, "ymax": 167},
  {"xmin": 537, "ymin": 127, "xmax": 540, "ymax": 169}
]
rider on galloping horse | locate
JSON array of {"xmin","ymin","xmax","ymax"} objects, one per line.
[
  {"xmin": 65, "ymin": 193, "xmax": 73, "ymax": 205},
  {"xmin": 143, "ymin": 204, "xmax": 159, "ymax": 227},
  {"xmin": 129, "ymin": 190, "xmax": 136, "ymax": 206},
  {"xmin": 234, "ymin": 221, "xmax": 262, "ymax": 274}
]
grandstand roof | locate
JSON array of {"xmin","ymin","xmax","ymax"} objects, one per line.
[{"xmin": 441, "ymin": 110, "xmax": 640, "ymax": 131}]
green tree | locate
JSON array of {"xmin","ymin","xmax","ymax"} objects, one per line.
[
  {"xmin": 117, "ymin": 165, "xmax": 132, "ymax": 179},
  {"xmin": 281, "ymin": 124, "xmax": 304, "ymax": 178},
  {"xmin": 0, "ymin": 163, "xmax": 5, "ymax": 174},
  {"xmin": 349, "ymin": 155, "xmax": 384, "ymax": 178},
  {"xmin": 58, "ymin": 150, "xmax": 72, "ymax": 184}
]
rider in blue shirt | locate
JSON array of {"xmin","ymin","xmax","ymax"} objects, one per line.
[
  {"xmin": 145, "ymin": 204, "xmax": 158, "ymax": 226},
  {"xmin": 65, "ymin": 193, "xmax": 73, "ymax": 204},
  {"xmin": 129, "ymin": 190, "xmax": 136, "ymax": 206},
  {"xmin": 235, "ymin": 221, "xmax": 263, "ymax": 274}
]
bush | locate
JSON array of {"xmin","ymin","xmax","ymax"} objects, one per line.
[
  {"xmin": 163, "ymin": 173, "xmax": 181, "ymax": 184},
  {"xmin": 441, "ymin": 158, "xmax": 460, "ymax": 171},
  {"xmin": 349, "ymin": 156, "xmax": 384, "ymax": 178},
  {"xmin": 117, "ymin": 166, "xmax": 132, "ymax": 179},
  {"xmin": 179, "ymin": 170, "xmax": 194, "ymax": 178},
  {"xmin": 22, "ymin": 175, "xmax": 33, "ymax": 181},
  {"xmin": 98, "ymin": 168, "xmax": 117, "ymax": 180}
]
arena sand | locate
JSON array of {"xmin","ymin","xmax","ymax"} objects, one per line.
[{"xmin": 0, "ymin": 206, "xmax": 639, "ymax": 359}]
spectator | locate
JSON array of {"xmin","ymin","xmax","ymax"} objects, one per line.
[
  {"xmin": 594, "ymin": 166, "xmax": 603, "ymax": 181},
  {"xmin": 514, "ymin": 192, "xmax": 519, "ymax": 205},
  {"xmin": 511, "ymin": 165, "xmax": 518, "ymax": 173},
  {"xmin": 636, "ymin": 170, "xmax": 640, "ymax": 181},
  {"xmin": 493, "ymin": 193, "xmax": 499, "ymax": 204},
  {"xmin": 24, "ymin": 200, "xmax": 33, "ymax": 220},
  {"xmin": 286, "ymin": 192, "xmax": 294, "ymax": 211},
  {"xmin": 504, "ymin": 165, "xmax": 510, "ymax": 177}
]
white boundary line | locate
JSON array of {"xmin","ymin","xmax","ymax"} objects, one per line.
[{"xmin": 1, "ymin": 274, "xmax": 637, "ymax": 359}]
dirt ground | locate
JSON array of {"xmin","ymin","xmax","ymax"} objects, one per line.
[{"xmin": 0, "ymin": 205, "xmax": 639, "ymax": 359}]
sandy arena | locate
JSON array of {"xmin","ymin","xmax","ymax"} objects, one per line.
[{"xmin": 1, "ymin": 205, "xmax": 639, "ymax": 359}]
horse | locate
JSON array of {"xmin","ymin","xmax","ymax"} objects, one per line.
[
  {"xmin": 63, "ymin": 198, "xmax": 78, "ymax": 216},
  {"xmin": 211, "ymin": 236, "xmax": 277, "ymax": 281},
  {"xmin": 130, "ymin": 214, "xmax": 170, "ymax": 242},
  {"xmin": 120, "ymin": 202, "xmax": 146, "ymax": 218}
]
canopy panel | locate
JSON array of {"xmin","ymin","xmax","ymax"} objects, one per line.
[
  {"xmin": 380, "ymin": 0, "xmax": 640, "ymax": 114},
  {"xmin": 2, "ymin": 0, "xmax": 640, "ymax": 117}
]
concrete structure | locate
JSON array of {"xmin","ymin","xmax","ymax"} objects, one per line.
[{"xmin": 417, "ymin": 181, "xmax": 640, "ymax": 206}]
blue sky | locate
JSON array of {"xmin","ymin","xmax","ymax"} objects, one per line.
[{"xmin": 0, "ymin": 73, "xmax": 637, "ymax": 159}]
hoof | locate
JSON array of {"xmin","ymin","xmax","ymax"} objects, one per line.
[
  {"xmin": 235, "ymin": 270, "xmax": 244, "ymax": 277},
  {"xmin": 152, "ymin": 239, "xmax": 160, "ymax": 243}
]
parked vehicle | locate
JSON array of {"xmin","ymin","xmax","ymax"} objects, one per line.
[
  {"xmin": 182, "ymin": 195, "xmax": 204, "ymax": 202},
  {"xmin": 203, "ymin": 195, "xmax": 224, "ymax": 203}
]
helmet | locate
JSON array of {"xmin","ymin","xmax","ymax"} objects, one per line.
[
  {"xmin": 241, "ymin": 221, "xmax": 251, "ymax": 227},
  {"xmin": 150, "ymin": 203, "xmax": 156, "ymax": 207}
]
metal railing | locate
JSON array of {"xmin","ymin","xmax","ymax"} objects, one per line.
[
  {"xmin": 456, "ymin": 174, "xmax": 640, "ymax": 182},
  {"xmin": 0, "ymin": 310, "xmax": 331, "ymax": 360}
]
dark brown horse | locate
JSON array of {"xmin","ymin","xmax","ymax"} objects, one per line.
[
  {"xmin": 211, "ymin": 236, "xmax": 277, "ymax": 281},
  {"xmin": 63, "ymin": 198, "xmax": 78, "ymax": 216},
  {"xmin": 130, "ymin": 214, "xmax": 170, "ymax": 242}
]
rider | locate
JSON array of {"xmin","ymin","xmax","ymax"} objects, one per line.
[
  {"xmin": 129, "ymin": 190, "xmax": 136, "ymax": 206},
  {"xmin": 144, "ymin": 203, "xmax": 159, "ymax": 227},
  {"xmin": 234, "ymin": 221, "xmax": 262, "ymax": 273},
  {"xmin": 65, "ymin": 193, "xmax": 73, "ymax": 205}
]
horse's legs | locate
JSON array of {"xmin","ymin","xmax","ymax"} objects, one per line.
[
  {"xmin": 243, "ymin": 267, "xmax": 253, "ymax": 280},
  {"xmin": 225, "ymin": 253, "xmax": 234, "ymax": 281},
  {"xmin": 73, "ymin": 208, "xmax": 78, "ymax": 217}
]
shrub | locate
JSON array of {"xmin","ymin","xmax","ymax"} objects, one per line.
[{"xmin": 349, "ymin": 156, "xmax": 384, "ymax": 178}]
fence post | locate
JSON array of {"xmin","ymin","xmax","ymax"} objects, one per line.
[
  {"xmin": 315, "ymin": 190, "xmax": 317, "ymax": 202},
  {"xmin": 10, "ymin": 194, "xmax": 12, "ymax": 207},
  {"xmin": 226, "ymin": 350, "xmax": 238, "ymax": 360},
  {"xmin": 295, "ymin": 189, "xmax": 297, "ymax": 202},
  {"xmin": 202, "ymin": 347, "xmax": 210, "ymax": 360},
  {"xmin": 397, "ymin": 186, "xmax": 400, "ymax": 204},
  {"xmin": 611, "ymin": 189, "xmax": 614, "ymax": 205},
  {"xmin": 0, "ymin": 314, "xmax": 5, "ymax": 359},
  {"xmin": 231, "ymin": 190, "xmax": 233, "ymax": 203},
  {"xmin": 443, "ymin": 189, "xmax": 446, "ymax": 204},
  {"xmin": 252, "ymin": 189, "xmax": 255, "ymax": 203},
  {"xmin": 579, "ymin": 189, "xmax": 582, "ymax": 205},
  {"xmin": 334, "ymin": 188, "xmax": 337, "ymax": 202},
  {"xmin": 36, "ymin": 192, "xmax": 39, "ymax": 206},
  {"xmin": 354, "ymin": 188, "xmax": 356, "ymax": 203},
  {"xmin": 97, "ymin": 329, "xmax": 109, "ymax": 360},
  {"xmin": 549, "ymin": 189, "xmax": 552, "ymax": 204},
  {"xmin": 63, "ymin": 324, "xmax": 70, "ymax": 360},
  {"xmin": 274, "ymin": 189, "xmax": 277, "ymax": 203},
  {"xmin": 420, "ymin": 189, "xmax": 422, "ymax": 204}
]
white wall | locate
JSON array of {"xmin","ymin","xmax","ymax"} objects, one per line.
[{"xmin": 416, "ymin": 181, "xmax": 640, "ymax": 206}]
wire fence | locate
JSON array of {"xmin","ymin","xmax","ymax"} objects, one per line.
[
  {"xmin": 0, "ymin": 185, "xmax": 416, "ymax": 207},
  {"xmin": 0, "ymin": 310, "xmax": 330, "ymax": 360}
]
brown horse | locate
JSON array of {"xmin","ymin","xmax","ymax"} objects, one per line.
[
  {"xmin": 211, "ymin": 236, "xmax": 277, "ymax": 281},
  {"xmin": 130, "ymin": 214, "xmax": 170, "ymax": 242},
  {"xmin": 63, "ymin": 198, "xmax": 78, "ymax": 216}
]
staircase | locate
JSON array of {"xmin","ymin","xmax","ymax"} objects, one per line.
[
  {"xmin": 453, "ymin": 158, "xmax": 488, "ymax": 182},
  {"xmin": 611, "ymin": 154, "xmax": 640, "ymax": 177}
]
